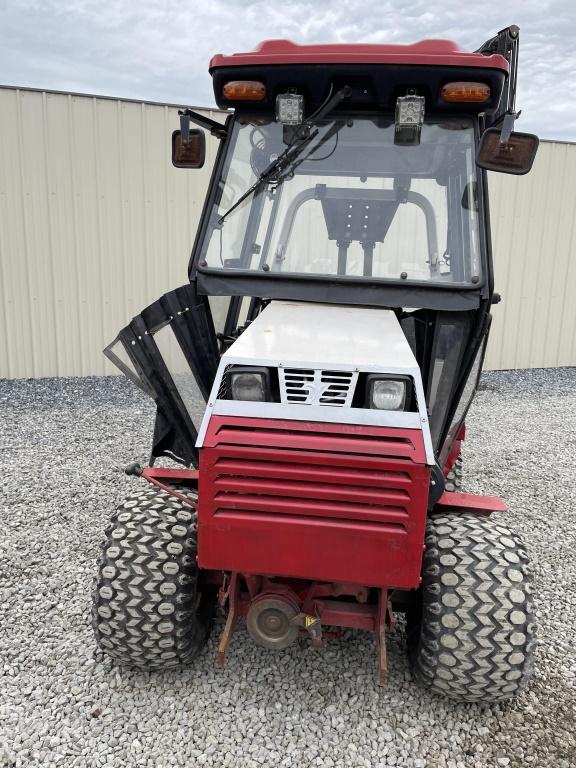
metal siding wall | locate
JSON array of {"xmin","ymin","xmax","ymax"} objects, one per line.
[
  {"xmin": 486, "ymin": 140, "xmax": 576, "ymax": 369},
  {"xmin": 0, "ymin": 87, "xmax": 221, "ymax": 378},
  {"xmin": 0, "ymin": 86, "xmax": 574, "ymax": 377}
]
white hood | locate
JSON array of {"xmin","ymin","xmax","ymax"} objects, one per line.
[
  {"xmin": 222, "ymin": 301, "xmax": 419, "ymax": 374},
  {"xmin": 197, "ymin": 301, "xmax": 433, "ymax": 464}
]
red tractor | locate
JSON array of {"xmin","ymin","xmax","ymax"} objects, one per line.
[{"xmin": 93, "ymin": 26, "xmax": 539, "ymax": 701}]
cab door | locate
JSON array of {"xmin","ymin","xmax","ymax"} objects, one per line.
[{"xmin": 104, "ymin": 283, "xmax": 220, "ymax": 466}]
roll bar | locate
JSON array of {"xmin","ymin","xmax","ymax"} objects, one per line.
[{"xmin": 272, "ymin": 185, "xmax": 439, "ymax": 278}]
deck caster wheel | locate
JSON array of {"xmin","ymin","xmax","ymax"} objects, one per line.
[
  {"xmin": 92, "ymin": 485, "xmax": 213, "ymax": 668},
  {"xmin": 407, "ymin": 512, "xmax": 536, "ymax": 702}
]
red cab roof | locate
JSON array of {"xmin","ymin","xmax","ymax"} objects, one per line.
[{"xmin": 209, "ymin": 38, "xmax": 509, "ymax": 72}]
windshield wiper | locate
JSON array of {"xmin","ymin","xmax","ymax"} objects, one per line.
[
  {"xmin": 271, "ymin": 119, "xmax": 346, "ymax": 186},
  {"xmin": 218, "ymin": 85, "xmax": 352, "ymax": 225},
  {"xmin": 218, "ymin": 129, "xmax": 319, "ymax": 225}
]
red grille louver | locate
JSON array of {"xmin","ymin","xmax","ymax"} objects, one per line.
[{"xmin": 198, "ymin": 418, "xmax": 431, "ymax": 589}]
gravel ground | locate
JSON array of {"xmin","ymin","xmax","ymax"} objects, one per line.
[{"xmin": 1, "ymin": 368, "xmax": 575, "ymax": 768}]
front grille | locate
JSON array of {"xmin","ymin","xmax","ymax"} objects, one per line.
[
  {"xmin": 279, "ymin": 368, "xmax": 358, "ymax": 407},
  {"xmin": 212, "ymin": 455, "xmax": 412, "ymax": 531},
  {"xmin": 216, "ymin": 364, "xmax": 232, "ymax": 400},
  {"xmin": 202, "ymin": 419, "xmax": 427, "ymax": 531},
  {"xmin": 198, "ymin": 417, "xmax": 430, "ymax": 588}
]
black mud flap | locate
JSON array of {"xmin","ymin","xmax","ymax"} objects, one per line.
[{"xmin": 104, "ymin": 283, "xmax": 219, "ymax": 467}]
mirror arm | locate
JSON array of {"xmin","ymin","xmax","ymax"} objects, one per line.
[
  {"xmin": 499, "ymin": 110, "xmax": 521, "ymax": 143},
  {"xmin": 485, "ymin": 109, "xmax": 522, "ymax": 143},
  {"xmin": 178, "ymin": 108, "xmax": 228, "ymax": 140}
]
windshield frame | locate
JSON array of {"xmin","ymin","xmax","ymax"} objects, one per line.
[{"xmin": 189, "ymin": 112, "xmax": 491, "ymax": 309}]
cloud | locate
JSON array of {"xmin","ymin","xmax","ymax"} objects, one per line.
[{"xmin": 1, "ymin": 0, "xmax": 575, "ymax": 139}]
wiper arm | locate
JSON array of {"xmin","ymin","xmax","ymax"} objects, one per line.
[
  {"xmin": 272, "ymin": 119, "xmax": 346, "ymax": 187},
  {"xmin": 217, "ymin": 128, "xmax": 319, "ymax": 225},
  {"xmin": 218, "ymin": 85, "xmax": 351, "ymax": 225}
]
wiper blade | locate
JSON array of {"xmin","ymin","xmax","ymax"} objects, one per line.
[{"xmin": 218, "ymin": 85, "xmax": 351, "ymax": 225}]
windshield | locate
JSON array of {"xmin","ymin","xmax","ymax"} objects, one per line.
[{"xmin": 199, "ymin": 116, "xmax": 482, "ymax": 286}]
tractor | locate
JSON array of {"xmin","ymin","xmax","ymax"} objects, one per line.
[{"xmin": 93, "ymin": 26, "xmax": 539, "ymax": 702}]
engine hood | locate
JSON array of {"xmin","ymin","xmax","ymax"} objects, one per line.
[
  {"xmin": 223, "ymin": 300, "xmax": 419, "ymax": 373},
  {"xmin": 198, "ymin": 301, "xmax": 434, "ymax": 464}
]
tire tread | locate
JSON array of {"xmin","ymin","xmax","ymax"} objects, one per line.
[
  {"xmin": 408, "ymin": 511, "xmax": 536, "ymax": 702},
  {"xmin": 445, "ymin": 456, "xmax": 463, "ymax": 492},
  {"xmin": 92, "ymin": 485, "xmax": 212, "ymax": 668}
]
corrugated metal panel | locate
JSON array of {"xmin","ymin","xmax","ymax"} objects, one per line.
[
  {"xmin": 0, "ymin": 87, "xmax": 222, "ymax": 378},
  {"xmin": 485, "ymin": 140, "xmax": 576, "ymax": 369},
  {"xmin": 0, "ymin": 85, "xmax": 574, "ymax": 377}
]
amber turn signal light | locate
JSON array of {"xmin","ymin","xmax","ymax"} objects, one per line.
[
  {"xmin": 223, "ymin": 80, "xmax": 266, "ymax": 100},
  {"xmin": 441, "ymin": 82, "xmax": 491, "ymax": 103}
]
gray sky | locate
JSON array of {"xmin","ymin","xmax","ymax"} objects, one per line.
[{"xmin": 2, "ymin": 1, "xmax": 576, "ymax": 140}]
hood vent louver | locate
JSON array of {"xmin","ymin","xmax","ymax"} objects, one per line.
[{"xmin": 279, "ymin": 368, "xmax": 358, "ymax": 407}]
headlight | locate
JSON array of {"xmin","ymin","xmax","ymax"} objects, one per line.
[
  {"xmin": 366, "ymin": 376, "xmax": 411, "ymax": 411},
  {"xmin": 228, "ymin": 367, "xmax": 270, "ymax": 402}
]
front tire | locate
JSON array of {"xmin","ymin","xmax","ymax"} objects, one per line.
[
  {"xmin": 92, "ymin": 485, "xmax": 213, "ymax": 668},
  {"xmin": 445, "ymin": 456, "xmax": 463, "ymax": 492},
  {"xmin": 407, "ymin": 512, "xmax": 536, "ymax": 702}
]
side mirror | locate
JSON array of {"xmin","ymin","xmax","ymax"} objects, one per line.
[
  {"xmin": 172, "ymin": 129, "xmax": 205, "ymax": 168},
  {"xmin": 476, "ymin": 128, "xmax": 539, "ymax": 175}
]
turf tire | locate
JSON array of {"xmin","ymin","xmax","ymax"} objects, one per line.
[
  {"xmin": 445, "ymin": 456, "xmax": 463, "ymax": 492},
  {"xmin": 407, "ymin": 512, "xmax": 535, "ymax": 702},
  {"xmin": 92, "ymin": 485, "xmax": 213, "ymax": 668}
]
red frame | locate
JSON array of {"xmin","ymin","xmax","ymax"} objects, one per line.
[
  {"xmin": 210, "ymin": 39, "xmax": 509, "ymax": 72},
  {"xmin": 436, "ymin": 490, "xmax": 506, "ymax": 514},
  {"xmin": 213, "ymin": 573, "xmax": 393, "ymax": 682}
]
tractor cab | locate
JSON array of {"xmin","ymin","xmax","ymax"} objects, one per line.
[
  {"xmin": 95, "ymin": 27, "xmax": 538, "ymax": 701},
  {"xmin": 108, "ymin": 28, "xmax": 537, "ymax": 474}
]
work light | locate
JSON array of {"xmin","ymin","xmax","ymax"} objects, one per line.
[
  {"xmin": 366, "ymin": 376, "xmax": 411, "ymax": 411},
  {"xmin": 276, "ymin": 93, "xmax": 304, "ymax": 125},
  {"xmin": 394, "ymin": 94, "xmax": 425, "ymax": 146},
  {"xmin": 228, "ymin": 367, "xmax": 270, "ymax": 401}
]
